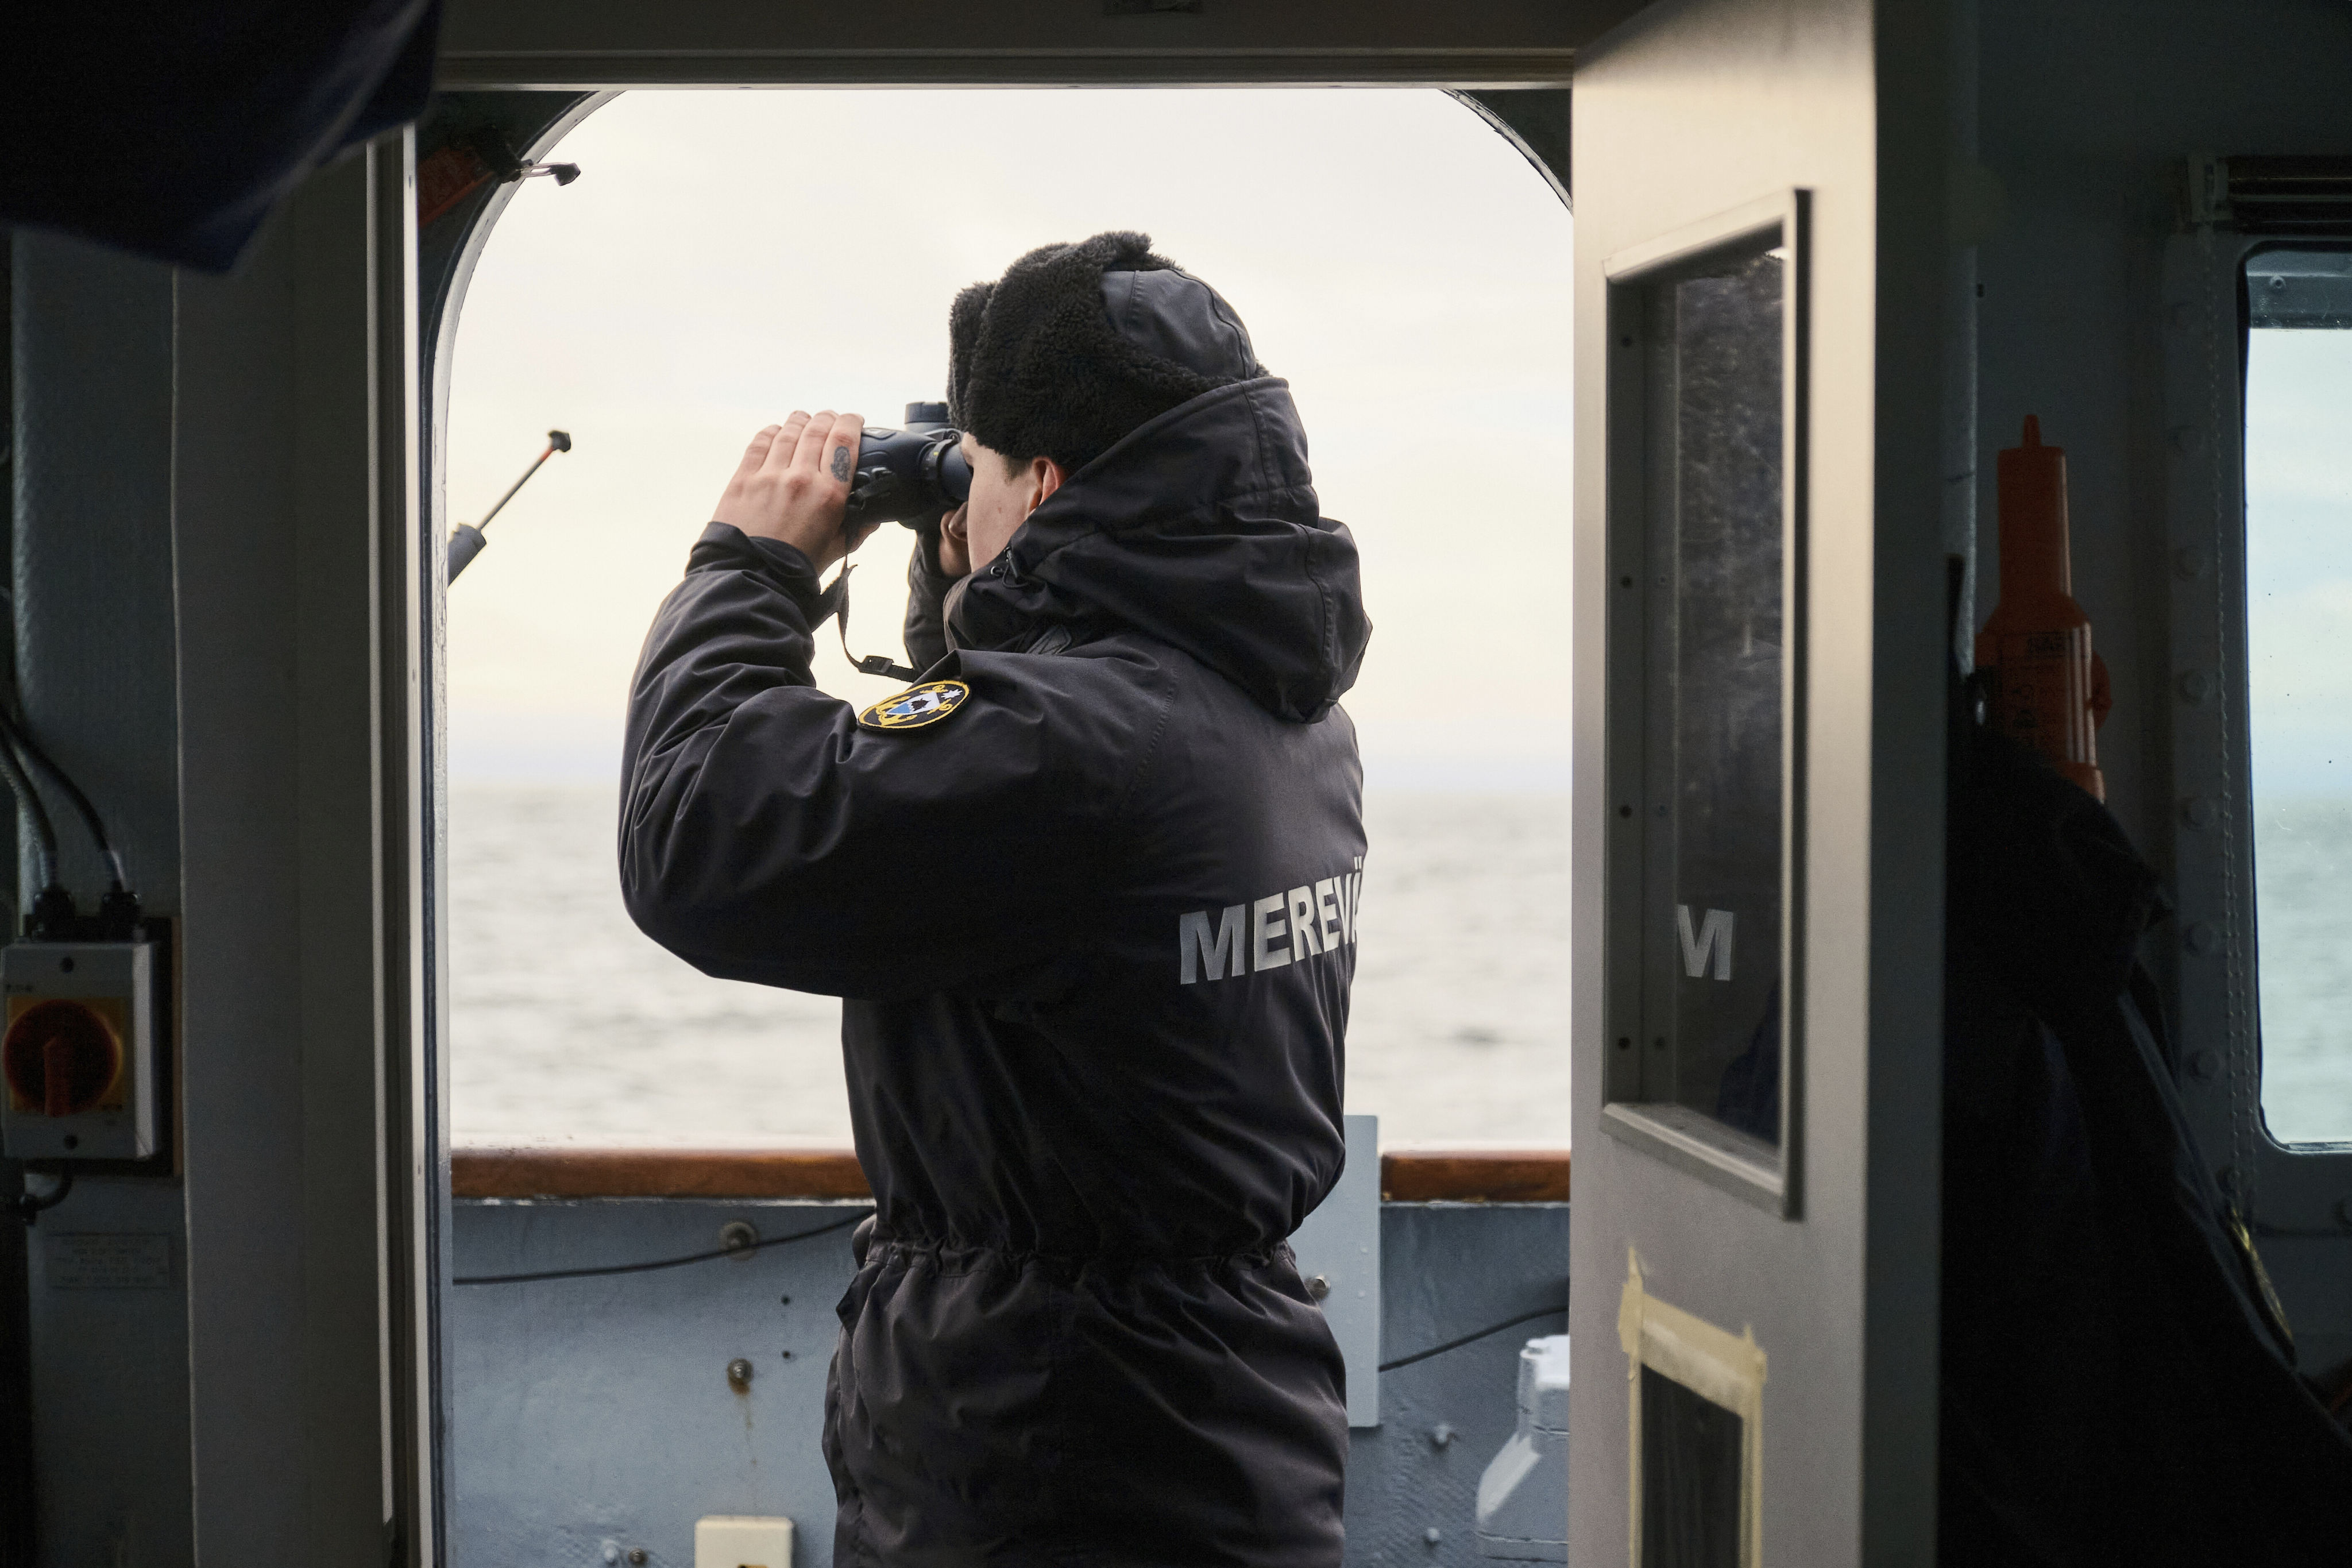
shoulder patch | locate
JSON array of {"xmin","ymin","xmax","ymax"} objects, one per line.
[{"xmin": 858, "ymin": 679, "xmax": 971, "ymax": 733}]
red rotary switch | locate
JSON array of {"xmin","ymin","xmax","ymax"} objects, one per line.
[{"xmin": 2, "ymin": 999, "xmax": 123, "ymax": 1118}]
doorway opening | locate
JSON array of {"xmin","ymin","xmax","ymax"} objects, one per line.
[{"xmin": 434, "ymin": 87, "xmax": 1576, "ymax": 1153}]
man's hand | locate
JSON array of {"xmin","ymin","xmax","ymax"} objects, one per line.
[{"xmin": 713, "ymin": 410, "xmax": 871, "ymax": 573}]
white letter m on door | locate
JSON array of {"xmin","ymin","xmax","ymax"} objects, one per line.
[{"xmin": 1676, "ymin": 905, "xmax": 1735, "ymax": 981}]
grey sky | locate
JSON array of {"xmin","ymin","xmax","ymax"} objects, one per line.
[
  {"xmin": 2245, "ymin": 329, "xmax": 2352, "ymax": 799},
  {"xmin": 443, "ymin": 87, "xmax": 1574, "ymax": 789}
]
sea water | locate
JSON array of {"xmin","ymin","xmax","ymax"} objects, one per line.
[
  {"xmin": 449, "ymin": 783, "xmax": 1572, "ymax": 1148},
  {"xmin": 449, "ymin": 782, "xmax": 2352, "ymax": 1150},
  {"xmin": 2255, "ymin": 796, "xmax": 2352, "ymax": 1145}
]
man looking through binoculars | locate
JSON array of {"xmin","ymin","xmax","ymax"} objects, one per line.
[{"xmin": 623, "ymin": 231, "xmax": 1372, "ymax": 1566}]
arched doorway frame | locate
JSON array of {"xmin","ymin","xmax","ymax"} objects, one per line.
[{"xmin": 383, "ymin": 7, "xmax": 1609, "ymax": 1560}]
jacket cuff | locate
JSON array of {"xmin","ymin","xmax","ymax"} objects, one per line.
[{"xmin": 688, "ymin": 522, "xmax": 841, "ymax": 624}]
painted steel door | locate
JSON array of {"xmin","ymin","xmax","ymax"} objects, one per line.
[{"xmin": 1569, "ymin": 2, "xmax": 1956, "ymax": 1563}]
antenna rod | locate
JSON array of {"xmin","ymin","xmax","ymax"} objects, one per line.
[
  {"xmin": 478, "ymin": 428, "xmax": 573, "ymax": 532},
  {"xmin": 449, "ymin": 429, "xmax": 572, "ymax": 582}
]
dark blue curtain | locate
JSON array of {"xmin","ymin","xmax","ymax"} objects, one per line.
[{"xmin": 1, "ymin": 0, "xmax": 442, "ymax": 271}]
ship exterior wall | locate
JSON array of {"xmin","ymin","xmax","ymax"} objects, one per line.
[{"xmin": 447, "ymin": 1198, "xmax": 1571, "ymax": 1568}]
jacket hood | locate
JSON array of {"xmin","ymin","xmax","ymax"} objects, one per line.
[{"xmin": 947, "ymin": 377, "xmax": 1372, "ymax": 723}]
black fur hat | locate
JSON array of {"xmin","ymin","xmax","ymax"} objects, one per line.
[{"xmin": 947, "ymin": 231, "xmax": 1264, "ymax": 473}]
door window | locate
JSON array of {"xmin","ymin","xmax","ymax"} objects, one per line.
[
  {"xmin": 1602, "ymin": 192, "xmax": 1806, "ymax": 1207},
  {"xmin": 1640, "ymin": 230, "xmax": 1788, "ymax": 1149}
]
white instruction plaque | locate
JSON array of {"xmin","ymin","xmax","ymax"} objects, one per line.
[{"xmin": 45, "ymin": 1231, "xmax": 173, "ymax": 1289}]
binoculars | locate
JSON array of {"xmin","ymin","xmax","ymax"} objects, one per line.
[{"xmin": 843, "ymin": 403, "xmax": 973, "ymax": 533}]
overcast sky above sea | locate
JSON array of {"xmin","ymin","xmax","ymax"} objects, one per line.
[
  {"xmin": 2245, "ymin": 329, "xmax": 2352, "ymax": 800},
  {"xmin": 442, "ymin": 87, "xmax": 1574, "ymax": 791}
]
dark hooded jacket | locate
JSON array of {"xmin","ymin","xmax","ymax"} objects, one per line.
[
  {"xmin": 621, "ymin": 345, "xmax": 1372, "ymax": 1562},
  {"xmin": 1936, "ymin": 663, "xmax": 2352, "ymax": 1563}
]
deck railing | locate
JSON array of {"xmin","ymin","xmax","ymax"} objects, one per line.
[{"xmin": 450, "ymin": 1147, "xmax": 1570, "ymax": 1203}]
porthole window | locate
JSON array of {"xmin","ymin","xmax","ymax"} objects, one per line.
[{"xmin": 2243, "ymin": 245, "xmax": 2352, "ymax": 1146}]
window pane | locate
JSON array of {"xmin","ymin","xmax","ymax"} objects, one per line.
[
  {"xmin": 2246, "ymin": 250, "xmax": 2352, "ymax": 1145},
  {"xmin": 1640, "ymin": 233, "xmax": 1787, "ymax": 1147}
]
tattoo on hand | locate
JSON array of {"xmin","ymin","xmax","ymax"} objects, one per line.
[{"xmin": 831, "ymin": 445, "xmax": 852, "ymax": 483}]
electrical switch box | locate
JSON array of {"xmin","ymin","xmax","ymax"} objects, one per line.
[
  {"xmin": 694, "ymin": 1516, "xmax": 793, "ymax": 1568},
  {"xmin": 1, "ymin": 940, "xmax": 157, "ymax": 1160}
]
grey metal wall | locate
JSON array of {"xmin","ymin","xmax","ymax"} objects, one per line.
[
  {"xmin": 8, "ymin": 230, "xmax": 194, "ymax": 1568},
  {"xmin": 5, "ymin": 148, "xmax": 413, "ymax": 1566},
  {"xmin": 1975, "ymin": 0, "xmax": 2350, "ymax": 859},
  {"xmin": 449, "ymin": 1199, "xmax": 1569, "ymax": 1567},
  {"xmin": 1974, "ymin": 0, "xmax": 2352, "ymax": 1371}
]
